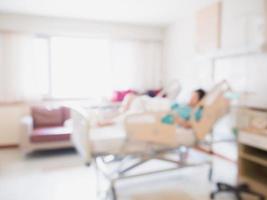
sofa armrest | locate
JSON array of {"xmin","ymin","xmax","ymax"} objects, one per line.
[{"xmin": 20, "ymin": 116, "xmax": 33, "ymax": 151}]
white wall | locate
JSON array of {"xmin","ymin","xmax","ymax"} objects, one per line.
[
  {"xmin": 0, "ymin": 104, "xmax": 29, "ymax": 146},
  {"xmin": 163, "ymin": 16, "xmax": 213, "ymax": 99},
  {"xmin": 0, "ymin": 13, "xmax": 163, "ymax": 41},
  {"xmin": 163, "ymin": 0, "xmax": 267, "ymax": 107}
]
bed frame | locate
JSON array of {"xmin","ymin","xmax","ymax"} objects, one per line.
[{"xmin": 71, "ymin": 80, "xmax": 231, "ymax": 200}]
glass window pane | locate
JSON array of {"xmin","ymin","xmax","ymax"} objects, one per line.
[{"xmin": 50, "ymin": 37, "xmax": 111, "ymax": 98}]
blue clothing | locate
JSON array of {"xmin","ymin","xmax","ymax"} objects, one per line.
[
  {"xmin": 162, "ymin": 103, "xmax": 203, "ymax": 125},
  {"xmin": 171, "ymin": 103, "xmax": 191, "ymax": 121}
]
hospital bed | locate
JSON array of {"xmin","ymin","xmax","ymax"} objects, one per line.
[{"xmin": 71, "ymin": 80, "xmax": 231, "ymax": 200}]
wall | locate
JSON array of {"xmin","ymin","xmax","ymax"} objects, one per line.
[
  {"xmin": 0, "ymin": 13, "xmax": 163, "ymax": 41},
  {"xmin": 163, "ymin": 0, "xmax": 267, "ymax": 107},
  {"xmin": 0, "ymin": 104, "xmax": 29, "ymax": 146}
]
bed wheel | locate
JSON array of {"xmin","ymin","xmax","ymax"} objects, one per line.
[{"xmin": 210, "ymin": 192, "xmax": 215, "ymax": 199}]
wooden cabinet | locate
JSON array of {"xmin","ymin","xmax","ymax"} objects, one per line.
[{"xmin": 238, "ymin": 131, "xmax": 267, "ymax": 197}]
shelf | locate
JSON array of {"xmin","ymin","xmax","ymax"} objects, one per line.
[
  {"xmin": 239, "ymin": 158, "xmax": 267, "ymax": 193},
  {"xmin": 240, "ymin": 153, "xmax": 267, "ymax": 168},
  {"xmin": 239, "ymin": 132, "xmax": 267, "ymax": 152},
  {"xmin": 239, "ymin": 142, "xmax": 267, "ymax": 197},
  {"xmin": 240, "ymin": 144, "xmax": 267, "ymax": 167}
]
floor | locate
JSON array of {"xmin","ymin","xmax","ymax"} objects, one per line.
[{"xmin": 0, "ymin": 146, "xmax": 240, "ymax": 200}]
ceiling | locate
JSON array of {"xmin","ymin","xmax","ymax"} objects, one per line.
[{"xmin": 0, "ymin": 0, "xmax": 216, "ymax": 26}]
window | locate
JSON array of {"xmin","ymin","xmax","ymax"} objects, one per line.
[
  {"xmin": 32, "ymin": 36, "xmax": 162, "ymax": 99},
  {"xmin": 111, "ymin": 40, "xmax": 162, "ymax": 91},
  {"xmin": 32, "ymin": 37, "xmax": 50, "ymax": 97},
  {"xmin": 50, "ymin": 37, "xmax": 111, "ymax": 98}
]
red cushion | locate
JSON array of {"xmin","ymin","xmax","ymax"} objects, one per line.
[
  {"xmin": 111, "ymin": 89, "xmax": 137, "ymax": 102},
  {"xmin": 62, "ymin": 107, "xmax": 71, "ymax": 121},
  {"xmin": 31, "ymin": 106, "xmax": 70, "ymax": 128},
  {"xmin": 30, "ymin": 126, "xmax": 71, "ymax": 143}
]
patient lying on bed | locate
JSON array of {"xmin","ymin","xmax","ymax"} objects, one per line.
[
  {"xmin": 98, "ymin": 88, "xmax": 206, "ymax": 129},
  {"xmin": 162, "ymin": 89, "xmax": 206, "ymax": 128}
]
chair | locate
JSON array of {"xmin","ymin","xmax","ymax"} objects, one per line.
[
  {"xmin": 20, "ymin": 106, "xmax": 72, "ymax": 154},
  {"xmin": 71, "ymin": 81, "xmax": 231, "ymax": 200}
]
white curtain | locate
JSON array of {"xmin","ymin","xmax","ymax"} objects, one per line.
[
  {"xmin": 0, "ymin": 32, "xmax": 41, "ymax": 102},
  {"xmin": 50, "ymin": 37, "xmax": 162, "ymax": 98},
  {"xmin": 0, "ymin": 33, "xmax": 163, "ymax": 101},
  {"xmin": 111, "ymin": 39, "xmax": 162, "ymax": 92},
  {"xmin": 50, "ymin": 36, "xmax": 111, "ymax": 98}
]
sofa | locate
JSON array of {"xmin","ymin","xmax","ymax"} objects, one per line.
[{"xmin": 20, "ymin": 105, "xmax": 73, "ymax": 154}]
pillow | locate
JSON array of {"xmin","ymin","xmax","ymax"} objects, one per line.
[
  {"xmin": 111, "ymin": 89, "xmax": 137, "ymax": 102},
  {"xmin": 32, "ymin": 106, "xmax": 65, "ymax": 128},
  {"xmin": 62, "ymin": 106, "xmax": 71, "ymax": 121}
]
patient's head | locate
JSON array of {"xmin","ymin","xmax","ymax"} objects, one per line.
[{"xmin": 189, "ymin": 89, "xmax": 206, "ymax": 107}]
